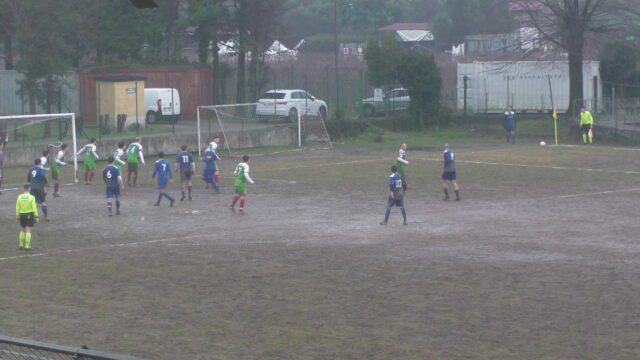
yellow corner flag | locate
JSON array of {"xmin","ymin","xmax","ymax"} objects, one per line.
[{"xmin": 552, "ymin": 107, "xmax": 558, "ymax": 145}]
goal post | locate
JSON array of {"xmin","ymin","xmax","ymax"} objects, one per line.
[
  {"xmin": 196, "ymin": 103, "xmax": 331, "ymax": 157},
  {"xmin": 0, "ymin": 113, "xmax": 79, "ymax": 182}
]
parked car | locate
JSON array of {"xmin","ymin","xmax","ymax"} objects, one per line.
[
  {"xmin": 256, "ymin": 89, "xmax": 328, "ymax": 122},
  {"xmin": 360, "ymin": 88, "xmax": 410, "ymax": 117},
  {"xmin": 144, "ymin": 88, "xmax": 181, "ymax": 124}
]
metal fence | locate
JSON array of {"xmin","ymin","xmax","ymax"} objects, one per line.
[{"xmin": 0, "ymin": 335, "xmax": 145, "ymax": 360}]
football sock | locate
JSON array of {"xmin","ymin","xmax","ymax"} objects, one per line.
[
  {"xmin": 41, "ymin": 205, "xmax": 48, "ymax": 219},
  {"xmin": 157, "ymin": 194, "xmax": 163, "ymax": 203},
  {"xmin": 89, "ymin": 172, "xmax": 95, "ymax": 182},
  {"xmin": 211, "ymin": 180, "xmax": 220, "ymax": 192},
  {"xmin": 384, "ymin": 208, "xmax": 391, "ymax": 222},
  {"xmin": 163, "ymin": 193, "xmax": 174, "ymax": 201},
  {"xmin": 239, "ymin": 198, "xmax": 246, "ymax": 209},
  {"xmin": 589, "ymin": 131, "xmax": 593, "ymax": 144},
  {"xmin": 231, "ymin": 195, "xmax": 239, "ymax": 206},
  {"xmin": 401, "ymin": 208, "xmax": 407, "ymax": 222},
  {"xmin": 188, "ymin": 186, "xmax": 192, "ymax": 198},
  {"xmin": 444, "ymin": 188, "xmax": 449, "ymax": 197},
  {"xmin": 19, "ymin": 231, "xmax": 25, "ymax": 248},
  {"xmin": 54, "ymin": 183, "xmax": 59, "ymax": 193},
  {"xmin": 455, "ymin": 190, "xmax": 460, "ymax": 199},
  {"xmin": 214, "ymin": 173, "xmax": 220, "ymax": 183},
  {"xmin": 181, "ymin": 191, "xmax": 185, "ymax": 199},
  {"xmin": 583, "ymin": 133, "xmax": 587, "ymax": 143},
  {"xmin": 107, "ymin": 202, "xmax": 113, "ymax": 215},
  {"xmin": 25, "ymin": 233, "xmax": 31, "ymax": 249},
  {"xmin": 116, "ymin": 200, "xmax": 121, "ymax": 211},
  {"xmin": 133, "ymin": 173, "xmax": 137, "ymax": 185},
  {"xmin": 84, "ymin": 171, "xmax": 89, "ymax": 183}
]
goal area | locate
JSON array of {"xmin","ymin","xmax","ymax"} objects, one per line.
[
  {"xmin": 196, "ymin": 103, "xmax": 331, "ymax": 156},
  {"xmin": 0, "ymin": 113, "xmax": 79, "ymax": 182}
]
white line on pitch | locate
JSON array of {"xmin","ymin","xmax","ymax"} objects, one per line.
[
  {"xmin": 555, "ymin": 187, "xmax": 640, "ymax": 199},
  {"xmin": 554, "ymin": 144, "xmax": 640, "ymax": 151},
  {"xmin": 0, "ymin": 182, "xmax": 76, "ymax": 193}
]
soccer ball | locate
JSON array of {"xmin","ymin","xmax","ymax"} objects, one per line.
[{"xmin": 540, "ymin": 141, "xmax": 546, "ymax": 146}]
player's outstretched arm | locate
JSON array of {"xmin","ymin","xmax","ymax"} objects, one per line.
[
  {"xmin": 139, "ymin": 151, "xmax": 145, "ymax": 166},
  {"xmin": 245, "ymin": 173, "xmax": 254, "ymax": 184}
]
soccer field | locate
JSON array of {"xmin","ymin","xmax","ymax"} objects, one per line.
[{"xmin": 1, "ymin": 142, "xmax": 639, "ymax": 359}]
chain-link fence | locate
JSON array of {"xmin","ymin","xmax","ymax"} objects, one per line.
[{"xmin": 0, "ymin": 335, "xmax": 145, "ymax": 360}]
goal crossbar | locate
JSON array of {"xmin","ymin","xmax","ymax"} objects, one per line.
[{"xmin": 0, "ymin": 113, "xmax": 78, "ymax": 182}]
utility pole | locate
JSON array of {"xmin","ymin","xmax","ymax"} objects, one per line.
[{"xmin": 334, "ymin": 0, "xmax": 341, "ymax": 122}]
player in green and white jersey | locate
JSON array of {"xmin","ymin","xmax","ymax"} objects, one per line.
[
  {"xmin": 51, "ymin": 144, "xmax": 68, "ymax": 197},
  {"xmin": 396, "ymin": 143, "xmax": 409, "ymax": 192},
  {"xmin": 229, "ymin": 155, "xmax": 254, "ymax": 214},
  {"xmin": 126, "ymin": 137, "xmax": 145, "ymax": 187},
  {"xmin": 113, "ymin": 142, "xmax": 127, "ymax": 172},
  {"xmin": 76, "ymin": 138, "xmax": 99, "ymax": 185}
]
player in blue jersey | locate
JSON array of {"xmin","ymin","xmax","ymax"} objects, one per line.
[
  {"xmin": 152, "ymin": 152, "xmax": 175, "ymax": 207},
  {"xmin": 441, "ymin": 143, "xmax": 461, "ymax": 201},
  {"xmin": 202, "ymin": 145, "xmax": 220, "ymax": 193},
  {"xmin": 380, "ymin": 165, "xmax": 407, "ymax": 226},
  {"xmin": 176, "ymin": 145, "xmax": 195, "ymax": 201},
  {"xmin": 103, "ymin": 156, "xmax": 124, "ymax": 217},
  {"xmin": 27, "ymin": 158, "xmax": 49, "ymax": 221}
]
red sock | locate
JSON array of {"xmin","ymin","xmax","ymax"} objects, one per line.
[
  {"xmin": 231, "ymin": 195, "xmax": 239, "ymax": 206},
  {"xmin": 239, "ymin": 198, "xmax": 246, "ymax": 209},
  {"xmin": 89, "ymin": 171, "xmax": 95, "ymax": 182},
  {"xmin": 84, "ymin": 171, "xmax": 89, "ymax": 182},
  {"xmin": 54, "ymin": 183, "xmax": 59, "ymax": 193},
  {"xmin": 214, "ymin": 172, "xmax": 220, "ymax": 183}
]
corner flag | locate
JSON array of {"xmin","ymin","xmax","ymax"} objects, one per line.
[{"xmin": 553, "ymin": 107, "xmax": 558, "ymax": 145}]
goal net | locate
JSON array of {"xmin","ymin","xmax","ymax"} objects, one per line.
[
  {"xmin": 196, "ymin": 103, "xmax": 331, "ymax": 157},
  {"xmin": 0, "ymin": 113, "xmax": 79, "ymax": 182}
]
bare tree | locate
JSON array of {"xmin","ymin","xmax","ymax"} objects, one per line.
[{"xmin": 521, "ymin": 0, "xmax": 639, "ymax": 113}]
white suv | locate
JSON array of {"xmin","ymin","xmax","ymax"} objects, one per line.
[{"xmin": 256, "ymin": 90, "xmax": 328, "ymax": 122}]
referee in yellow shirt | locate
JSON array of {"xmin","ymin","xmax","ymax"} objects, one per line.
[{"xmin": 16, "ymin": 184, "xmax": 38, "ymax": 250}]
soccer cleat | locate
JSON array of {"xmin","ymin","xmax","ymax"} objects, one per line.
[
  {"xmin": 380, "ymin": 221, "xmax": 388, "ymax": 225},
  {"xmin": 403, "ymin": 221, "xmax": 408, "ymax": 225},
  {"xmin": 238, "ymin": 208, "xmax": 245, "ymax": 215},
  {"xmin": 108, "ymin": 213, "xmax": 113, "ymax": 217},
  {"xmin": 170, "ymin": 199, "xmax": 175, "ymax": 207},
  {"xmin": 229, "ymin": 205, "xmax": 236, "ymax": 213},
  {"xmin": 53, "ymin": 193, "xmax": 60, "ymax": 198},
  {"xmin": 180, "ymin": 194, "xmax": 185, "ymax": 201},
  {"xmin": 456, "ymin": 196, "xmax": 461, "ymax": 201},
  {"xmin": 153, "ymin": 202, "xmax": 160, "ymax": 206},
  {"xmin": 188, "ymin": 196, "xmax": 192, "ymax": 201},
  {"xmin": 116, "ymin": 210, "xmax": 121, "ymax": 216},
  {"xmin": 443, "ymin": 196, "xmax": 450, "ymax": 201}
]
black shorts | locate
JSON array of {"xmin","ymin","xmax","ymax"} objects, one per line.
[
  {"xmin": 581, "ymin": 124, "xmax": 592, "ymax": 133},
  {"xmin": 31, "ymin": 189, "xmax": 46, "ymax": 203},
  {"xmin": 180, "ymin": 170, "xmax": 193, "ymax": 181},
  {"xmin": 19, "ymin": 213, "xmax": 35, "ymax": 227}
]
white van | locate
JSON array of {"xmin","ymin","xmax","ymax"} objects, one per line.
[{"xmin": 144, "ymin": 88, "xmax": 181, "ymax": 123}]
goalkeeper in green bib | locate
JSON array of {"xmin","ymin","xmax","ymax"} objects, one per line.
[
  {"xmin": 76, "ymin": 138, "xmax": 99, "ymax": 185},
  {"xmin": 229, "ymin": 155, "xmax": 255, "ymax": 214},
  {"xmin": 126, "ymin": 137, "xmax": 145, "ymax": 187}
]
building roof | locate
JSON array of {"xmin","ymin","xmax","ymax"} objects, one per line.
[
  {"xmin": 93, "ymin": 75, "xmax": 147, "ymax": 82},
  {"xmin": 379, "ymin": 23, "xmax": 431, "ymax": 31}
]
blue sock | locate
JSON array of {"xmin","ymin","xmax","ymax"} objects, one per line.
[
  {"xmin": 444, "ymin": 188, "xmax": 449, "ymax": 197},
  {"xmin": 188, "ymin": 186, "xmax": 192, "ymax": 197},
  {"xmin": 401, "ymin": 208, "xmax": 407, "ymax": 222},
  {"xmin": 157, "ymin": 194, "xmax": 163, "ymax": 203},
  {"xmin": 42, "ymin": 205, "xmax": 48, "ymax": 219},
  {"xmin": 116, "ymin": 200, "xmax": 121, "ymax": 210},
  {"xmin": 164, "ymin": 193, "xmax": 174, "ymax": 201},
  {"xmin": 384, "ymin": 208, "xmax": 391, "ymax": 222},
  {"xmin": 211, "ymin": 181, "xmax": 220, "ymax": 192}
]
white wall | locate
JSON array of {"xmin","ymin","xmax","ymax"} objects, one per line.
[{"xmin": 457, "ymin": 61, "xmax": 602, "ymax": 113}]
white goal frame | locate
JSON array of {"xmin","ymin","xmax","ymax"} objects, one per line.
[
  {"xmin": 0, "ymin": 113, "xmax": 78, "ymax": 182},
  {"xmin": 196, "ymin": 103, "xmax": 331, "ymax": 157}
]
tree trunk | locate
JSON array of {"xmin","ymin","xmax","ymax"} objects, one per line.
[
  {"xmin": 44, "ymin": 74, "xmax": 53, "ymax": 138},
  {"xmin": 236, "ymin": 29, "xmax": 247, "ymax": 104},
  {"xmin": 568, "ymin": 51, "xmax": 584, "ymax": 116},
  {"xmin": 212, "ymin": 35, "xmax": 220, "ymax": 105},
  {"xmin": 249, "ymin": 43, "xmax": 259, "ymax": 102},
  {"xmin": 4, "ymin": 37, "xmax": 14, "ymax": 70}
]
